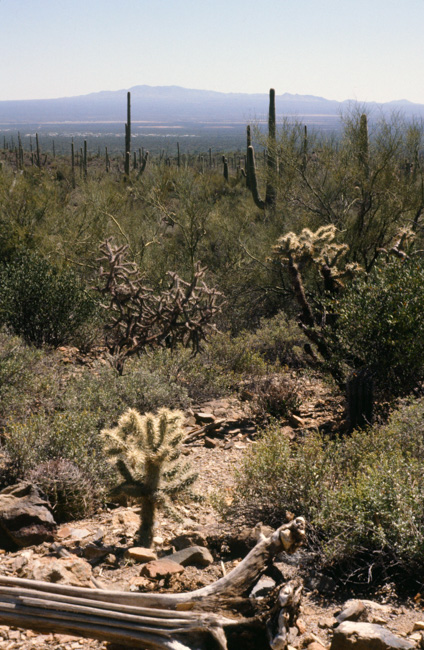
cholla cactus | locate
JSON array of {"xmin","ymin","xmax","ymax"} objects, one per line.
[
  {"xmin": 102, "ymin": 408, "xmax": 197, "ymax": 546},
  {"xmin": 272, "ymin": 226, "xmax": 362, "ymax": 364}
]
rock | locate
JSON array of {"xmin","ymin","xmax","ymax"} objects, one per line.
[
  {"xmin": 204, "ymin": 436, "xmax": 219, "ymax": 448},
  {"xmin": 195, "ymin": 412, "xmax": 216, "ymax": 424},
  {"xmin": 296, "ymin": 617, "xmax": 307, "ymax": 634},
  {"xmin": 170, "ymin": 531, "xmax": 208, "ymax": 550},
  {"xmin": 21, "ymin": 556, "xmax": 93, "ymax": 587},
  {"xmin": 330, "ymin": 622, "xmax": 414, "ymax": 650},
  {"xmin": 336, "ymin": 600, "xmax": 366, "ymax": 624},
  {"xmin": 82, "ymin": 544, "xmax": 114, "ymax": 560},
  {"xmin": 124, "ymin": 547, "xmax": 158, "ymax": 563},
  {"xmin": 141, "ymin": 559, "xmax": 184, "ymax": 579},
  {"xmin": 308, "ymin": 643, "xmax": 328, "ymax": 650},
  {"xmin": 111, "ymin": 509, "xmax": 140, "ymax": 537},
  {"xmin": 249, "ymin": 576, "xmax": 276, "ymax": 600},
  {"xmin": 413, "ymin": 622, "xmax": 424, "ymax": 631},
  {"xmin": 0, "ymin": 483, "xmax": 56, "ymax": 550},
  {"xmin": 166, "ymin": 545, "xmax": 213, "ymax": 567}
]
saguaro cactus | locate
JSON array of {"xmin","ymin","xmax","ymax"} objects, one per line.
[
  {"xmin": 102, "ymin": 407, "xmax": 198, "ymax": 546},
  {"xmin": 124, "ymin": 91, "xmax": 131, "ymax": 176},
  {"xmin": 246, "ymin": 88, "xmax": 278, "ymax": 210}
]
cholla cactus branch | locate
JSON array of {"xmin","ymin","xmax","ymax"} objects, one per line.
[
  {"xmin": 97, "ymin": 238, "xmax": 222, "ymax": 374},
  {"xmin": 102, "ymin": 408, "xmax": 198, "ymax": 546}
]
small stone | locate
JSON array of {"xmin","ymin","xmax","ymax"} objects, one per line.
[
  {"xmin": 67, "ymin": 527, "xmax": 91, "ymax": 540},
  {"xmin": 330, "ymin": 622, "xmax": 414, "ymax": 650},
  {"xmin": 141, "ymin": 559, "xmax": 184, "ymax": 579},
  {"xmin": 204, "ymin": 436, "xmax": 219, "ymax": 448},
  {"xmin": 195, "ymin": 412, "xmax": 215, "ymax": 424},
  {"xmin": 111, "ymin": 510, "xmax": 141, "ymax": 537},
  {"xmin": 170, "ymin": 531, "xmax": 208, "ymax": 550},
  {"xmin": 166, "ymin": 545, "xmax": 213, "ymax": 567},
  {"xmin": 105, "ymin": 553, "xmax": 117, "ymax": 565},
  {"xmin": 153, "ymin": 536, "xmax": 164, "ymax": 545},
  {"xmin": 124, "ymin": 547, "xmax": 158, "ymax": 563},
  {"xmin": 307, "ymin": 643, "xmax": 327, "ymax": 650},
  {"xmin": 413, "ymin": 622, "xmax": 424, "ymax": 631},
  {"xmin": 83, "ymin": 544, "xmax": 113, "ymax": 560},
  {"xmin": 296, "ymin": 618, "xmax": 307, "ymax": 634},
  {"xmin": 250, "ymin": 576, "xmax": 276, "ymax": 600},
  {"xmin": 409, "ymin": 633, "xmax": 422, "ymax": 642},
  {"xmin": 336, "ymin": 599, "xmax": 366, "ymax": 624}
]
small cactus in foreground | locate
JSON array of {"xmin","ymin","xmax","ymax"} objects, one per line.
[
  {"xmin": 28, "ymin": 459, "xmax": 99, "ymax": 523},
  {"xmin": 102, "ymin": 408, "xmax": 198, "ymax": 547}
]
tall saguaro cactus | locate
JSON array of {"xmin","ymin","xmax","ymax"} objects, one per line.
[
  {"xmin": 246, "ymin": 88, "xmax": 278, "ymax": 210},
  {"xmin": 124, "ymin": 91, "xmax": 131, "ymax": 176}
]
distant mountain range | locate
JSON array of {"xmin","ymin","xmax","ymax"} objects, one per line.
[{"xmin": 0, "ymin": 85, "xmax": 423, "ymax": 124}]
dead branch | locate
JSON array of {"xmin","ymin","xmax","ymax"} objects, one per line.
[{"xmin": 0, "ymin": 518, "xmax": 306, "ymax": 649}]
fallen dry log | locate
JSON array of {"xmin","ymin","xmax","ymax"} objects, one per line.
[{"xmin": 0, "ymin": 517, "xmax": 306, "ymax": 649}]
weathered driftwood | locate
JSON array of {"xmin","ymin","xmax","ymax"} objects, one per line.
[{"xmin": 0, "ymin": 517, "xmax": 306, "ymax": 649}]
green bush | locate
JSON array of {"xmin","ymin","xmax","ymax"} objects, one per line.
[
  {"xmin": 331, "ymin": 257, "xmax": 424, "ymax": 395},
  {"xmin": 58, "ymin": 357, "xmax": 191, "ymax": 426},
  {"xmin": 2, "ymin": 410, "xmax": 111, "ymax": 492},
  {"xmin": 0, "ymin": 331, "xmax": 63, "ymax": 424},
  {"xmin": 0, "ymin": 251, "xmax": 99, "ymax": 348},
  {"xmin": 232, "ymin": 398, "xmax": 424, "ymax": 585}
]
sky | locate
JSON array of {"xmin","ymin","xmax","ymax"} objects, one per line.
[{"xmin": 1, "ymin": 0, "xmax": 424, "ymax": 104}]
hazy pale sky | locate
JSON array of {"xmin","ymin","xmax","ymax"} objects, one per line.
[{"xmin": 1, "ymin": 0, "xmax": 423, "ymax": 104}]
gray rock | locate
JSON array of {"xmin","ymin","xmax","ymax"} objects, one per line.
[
  {"xmin": 21, "ymin": 556, "xmax": 93, "ymax": 587},
  {"xmin": 170, "ymin": 531, "xmax": 208, "ymax": 550},
  {"xmin": 194, "ymin": 412, "xmax": 216, "ymax": 424},
  {"xmin": 336, "ymin": 600, "xmax": 366, "ymax": 624},
  {"xmin": 331, "ymin": 622, "xmax": 414, "ymax": 650},
  {"xmin": 0, "ymin": 483, "xmax": 56, "ymax": 550},
  {"xmin": 167, "ymin": 545, "xmax": 213, "ymax": 567},
  {"xmin": 249, "ymin": 576, "xmax": 276, "ymax": 600}
]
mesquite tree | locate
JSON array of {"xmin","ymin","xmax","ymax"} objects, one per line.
[{"xmin": 97, "ymin": 238, "xmax": 222, "ymax": 374}]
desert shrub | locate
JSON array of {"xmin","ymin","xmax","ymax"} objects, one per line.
[
  {"xmin": 0, "ymin": 251, "xmax": 99, "ymax": 348},
  {"xmin": 58, "ymin": 358, "xmax": 191, "ymax": 426},
  {"xmin": 1, "ymin": 410, "xmax": 111, "ymax": 492},
  {"xmin": 0, "ymin": 330, "xmax": 64, "ymax": 424},
  {"xmin": 233, "ymin": 398, "xmax": 424, "ymax": 585},
  {"xmin": 236, "ymin": 313, "xmax": 309, "ymax": 367},
  {"xmin": 28, "ymin": 458, "xmax": 101, "ymax": 522},
  {"xmin": 331, "ymin": 257, "xmax": 424, "ymax": 395},
  {"xmin": 245, "ymin": 375, "xmax": 301, "ymax": 422}
]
